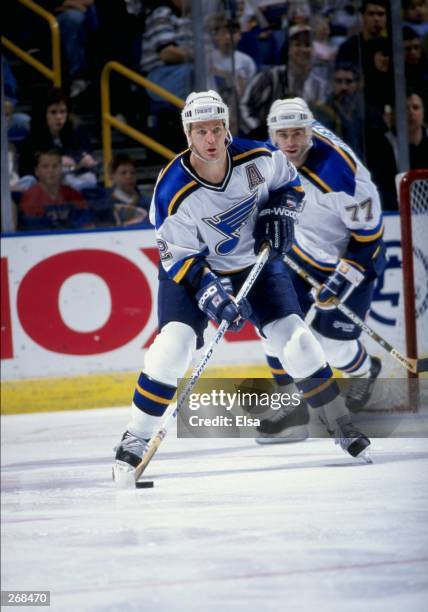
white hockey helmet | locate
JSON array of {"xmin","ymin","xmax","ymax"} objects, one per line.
[
  {"xmin": 267, "ymin": 97, "xmax": 313, "ymax": 141},
  {"xmin": 181, "ymin": 90, "xmax": 230, "ymax": 135}
]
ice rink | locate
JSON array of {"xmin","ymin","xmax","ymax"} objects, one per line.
[{"xmin": 2, "ymin": 406, "xmax": 428, "ymax": 612}]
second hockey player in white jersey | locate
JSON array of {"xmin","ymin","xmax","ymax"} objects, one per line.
[
  {"xmin": 113, "ymin": 91, "xmax": 372, "ymax": 483},
  {"xmin": 257, "ymin": 97, "xmax": 386, "ymax": 443}
]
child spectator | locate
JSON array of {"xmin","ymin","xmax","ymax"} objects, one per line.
[
  {"xmin": 104, "ymin": 154, "xmax": 151, "ymax": 227},
  {"xmin": 19, "ymin": 88, "xmax": 98, "ymax": 192},
  {"xmin": 19, "ymin": 149, "xmax": 91, "ymax": 230}
]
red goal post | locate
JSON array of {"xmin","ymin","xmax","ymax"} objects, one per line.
[{"xmin": 399, "ymin": 169, "xmax": 428, "ymax": 378}]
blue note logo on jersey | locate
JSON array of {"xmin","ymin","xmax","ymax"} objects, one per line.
[{"xmin": 203, "ymin": 192, "xmax": 258, "ymax": 255}]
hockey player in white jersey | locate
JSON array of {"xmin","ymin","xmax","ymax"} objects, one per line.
[
  {"xmin": 113, "ymin": 91, "xmax": 371, "ymax": 481},
  {"xmin": 257, "ymin": 97, "xmax": 386, "ymax": 443}
]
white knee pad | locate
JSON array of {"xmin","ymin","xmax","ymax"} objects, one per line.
[
  {"xmin": 263, "ymin": 314, "xmax": 326, "ymax": 379},
  {"xmin": 311, "ymin": 329, "xmax": 359, "ymax": 370},
  {"xmin": 143, "ymin": 322, "xmax": 197, "ymax": 387}
]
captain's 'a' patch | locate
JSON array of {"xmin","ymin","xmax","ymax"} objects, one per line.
[{"xmin": 245, "ymin": 163, "xmax": 265, "ymax": 190}]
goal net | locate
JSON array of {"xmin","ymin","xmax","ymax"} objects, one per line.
[{"xmin": 399, "ymin": 169, "xmax": 428, "ymax": 377}]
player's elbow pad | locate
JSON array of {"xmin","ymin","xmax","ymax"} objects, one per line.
[{"xmin": 344, "ymin": 237, "xmax": 386, "ymax": 280}]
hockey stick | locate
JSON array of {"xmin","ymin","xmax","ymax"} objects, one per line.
[
  {"xmin": 283, "ymin": 254, "xmax": 428, "ymax": 375},
  {"xmin": 132, "ymin": 244, "xmax": 272, "ymax": 483}
]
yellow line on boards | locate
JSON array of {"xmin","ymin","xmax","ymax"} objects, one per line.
[{"xmin": 1, "ymin": 365, "xmax": 272, "ymax": 415}]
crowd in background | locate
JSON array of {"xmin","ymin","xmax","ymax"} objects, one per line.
[{"xmin": 3, "ymin": 0, "xmax": 428, "ymax": 232}]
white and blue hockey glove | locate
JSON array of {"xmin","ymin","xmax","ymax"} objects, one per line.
[
  {"xmin": 196, "ymin": 274, "xmax": 251, "ymax": 332},
  {"xmin": 253, "ymin": 190, "xmax": 304, "ymax": 257},
  {"xmin": 316, "ymin": 259, "xmax": 365, "ymax": 310}
]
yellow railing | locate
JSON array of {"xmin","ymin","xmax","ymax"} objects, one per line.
[
  {"xmin": 101, "ymin": 61, "xmax": 184, "ymax": 186},
  {"xmin": 1, "ymin": 0, "xmax": 61, "ymax": 88}
]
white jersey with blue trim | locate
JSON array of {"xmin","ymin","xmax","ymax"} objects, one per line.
[
  {"xmin": 290, "ymin": 121, "xmax": 383, "ymax": 269},
  {"xmin": 150, "ymin": 138, "xmax": 301, "ymax": 282}
]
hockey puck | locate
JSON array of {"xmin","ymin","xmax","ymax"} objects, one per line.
[{"xmin": 136, "ymin": 481, "xmax": 154, "ymax": 489}]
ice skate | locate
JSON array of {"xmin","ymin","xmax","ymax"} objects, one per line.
[
  {"xmin": 334, "ymin": 415, "xmax": 372, "ymax": 463},
  {"xmin": 112, "ymin": 430, "xmax": 149, "ymax": 488},
  {"xmin": 346, "ymin": 356, "xmax": 381, "ymax": 412},
  {"xmin": 255, "ymin": 402, "xmax": 310, "ymax": 444}
]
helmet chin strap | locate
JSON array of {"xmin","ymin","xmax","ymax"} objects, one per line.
[
  {"xmin": 298, "ymin": 135, "xmax": 313, "ymax": 163},
  {"xmin": 187, "ymin": 129, "xmax": 233, "ymax": 165}
]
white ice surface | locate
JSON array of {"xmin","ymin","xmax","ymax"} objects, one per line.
[{"xmin": 1, "ymin": 407, "xmax": 428, "ymax": 612}]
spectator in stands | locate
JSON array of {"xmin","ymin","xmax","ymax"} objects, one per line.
[
  {"xmin": 364, "ymin": 89, "xmax": 428, "ymax": 208},
  {"xmin": 364, "ymin": 106, "xmax": 399, "ymax": 211},
  {"xmin": 237, "ymin": 1, "xmax": 286, "ymax": 68},
  {"xmin": 402, "ymin": 0, "xmax": 428, "ymax": 39},
  {"xmin": 363, "ymin": 37, "xmax": 395, "ymax": 114},
  {"xmin": 327, "ymin": 3, "xmax": 360, "ymax": 49},
  {"xmin": 95, "ymin": 0, "xmax": 144, "ymax": 69},
  {"xmin": 8, "ymin": 143, "xmax": 36, "ymax": 195},
  {"xmin": 336, "ymin": 0, "xmax": 388, "ymax": 73},
  {"xmin": 140, "ymin": 0, "xmax": 194, "ymax": 102},
  {"xmin": 313, "ymin": 62, "xmax": 365, "ymax": 159},
  {"xmin": 19, "ymin": 88, "xmax": 98, "ymax": 192},
  {"xmin": 403, "ymin": 26, "xmax": 428, "ymax": 102},
  {"xmin": 207, "ymin": 14, "xmax": 257, "ymax": 133},
  {"xmin": 46, "ymin": 1, "xmax": 99, "ymax": 98},
  {"xmin": 312, "ymin": 14, "xmax": 337, "ymax": 65},
  {"xmin": 288, "ymin": 0, "xmax": 311, "ymax": 27},
  {"xmin": 104, "ymin": 154, "xmax": 151, "ymax": 227},
  {"xmin": 19, "ymin": 149, "xmax": 91, "ymax": 230},
  {"xmin": 3, "ymin": 56, "xmax": 31, "ymax": 143},
  {"xmin": 407, "ymin": 90, "xmax": 428, "ymax": 168},
  {"xmin": 240, "ymin": 24, "xmax": 329, "ymax": 138}
]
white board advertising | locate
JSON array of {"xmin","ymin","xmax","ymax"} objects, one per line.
[{"xmin": 0, "ymin": 215, "xmax": 410, "ymax": 379}]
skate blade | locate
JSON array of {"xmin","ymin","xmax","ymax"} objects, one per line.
[
  {"xmin": 357, "ymin": 449, "xmax": 373, "ymax": 464},
  {"xmin": 112, "ymin": 461, "xmax": 137, "ymax": 489}
]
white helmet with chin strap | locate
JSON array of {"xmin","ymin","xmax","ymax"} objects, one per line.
[
  {"xmin": 181, "ymin": 90, "xmax": 232, "ymax": 149},
  {"xmin": 267, "ymin": 97, "xmax": 314, "ymax": 143}
]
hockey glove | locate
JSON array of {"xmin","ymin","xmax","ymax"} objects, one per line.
[
  {"xmin": 253, "ymin": 190, "xmax": 304, "ymax": 256},
  {"xmin": 316, "ymin": 259, "xmax": 365, "ymax": 310},
  {"xmin": 196, "ymin": 274, "xmax": 251, "ymax": 331}
]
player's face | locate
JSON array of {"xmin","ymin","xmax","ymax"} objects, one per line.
[
  {"xmin": 274, "ymin": 128, "xmax": 310, "ymax": 166},
  {"xmin": 35, "ymin": 154, "xmax": 62, "ymax": 188},
  {"xmin": 189, "ymin": 120, "xmax": 227, "ymax": 161}
]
